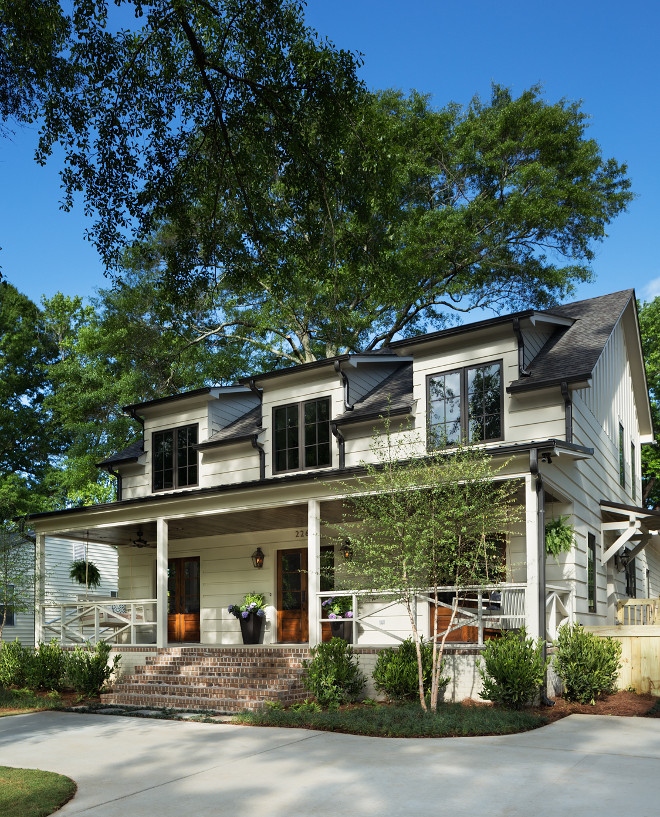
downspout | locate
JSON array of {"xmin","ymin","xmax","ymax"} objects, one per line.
[
  {"xmin": 105, "ymin": 466, "xmax": 122, "ymax": 502},
  {"xmin": 530, "ymin": 448, "xmax": 555, "ymax": 706},
  {"xmin": 251, "ymin": 435, "xmax": 266, "ymax": 480},
  {"xmin": 127, "ymin": 407, "xmax": 144, "ymax": 429},
  {"xmin": 512, "ymin": 318, "xmax": 532, "ymax": 377},
  {"xmin": 331, "ymin": 422, "xmax": 345, "ymax": 470},
  {"xmin": 333, "ymin": 361, "xmax": 354, "ymax": 411},
  {"xmin": 560, "ymin": 381, "xmax": 573, "ymax": 444},
  {"xmin": 248, "ymin": 379, "xmax": 265, "ymax": 480}
]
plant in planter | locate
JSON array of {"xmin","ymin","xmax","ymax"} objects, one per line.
[
  {"xmin": 545, "ymin": 516, "xmax": 575, "ymax": 558},
  {"xmin": 69, "ymin": 560, "xmax": 102, "ymax": 590},
  {"xmin": 228, "ymin": 592, "xmax": 267, "ymax": 644},
  {"xmin": 322, "ymin": 596, "xmax": 354, "ymax": 642}
]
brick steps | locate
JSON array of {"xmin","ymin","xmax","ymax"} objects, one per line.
[{"xmin": 101, "ymin": 646, "xmax": 311, "ymax": 713}]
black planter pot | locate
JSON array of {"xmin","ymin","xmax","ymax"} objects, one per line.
[
  {"xmin": 330, "ymin": 620, "xmax": 353, "ymax": 643},
  {"xmin": 239, "ymin": 613, "xmax": 265, "ymax": 644}
]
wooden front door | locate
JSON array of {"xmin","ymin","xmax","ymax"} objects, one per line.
[
  {"xmin": 277, "ymin": 549, "xmax": 308, "ymax": 642},
  {"xmin": 168, "ymin": 557, "xmax": 200, "ymax": 643}
]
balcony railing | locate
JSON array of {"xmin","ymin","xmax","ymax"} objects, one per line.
[{"xmin": 41, "ymin": 599, "xmax": 157, "ymax": 646}]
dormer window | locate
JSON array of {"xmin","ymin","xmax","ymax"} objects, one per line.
[
  {"xmin": 427, "ymin": 361, "xmax": 503, "ymax": 448},
  {"xmin": 153, "ymin": 424, "xmax": 198, "ymax": 491},
  {"xmin": 273, "ymin": 398, "xmax": 331, "ymax": 473}
]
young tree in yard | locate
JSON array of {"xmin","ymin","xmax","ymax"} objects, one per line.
[
  {"xmin": 638, "ymin": 297, "xmax": 660, "ymax": 508},
  {"xmin": 330, "ymin": 426, "xmax": 520, "ymax": 712},
  {"xmin": 0, "ymin": 527, "xmax": 36, "ymax": 641}
]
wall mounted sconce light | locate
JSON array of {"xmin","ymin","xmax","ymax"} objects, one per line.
[
  {"xmin": 251, "ymin": 547, "xmax": 265, "ymax": 569},
  {"xmin": 341, "ymin": 539, "xmax": 352, "ymax": 560}
]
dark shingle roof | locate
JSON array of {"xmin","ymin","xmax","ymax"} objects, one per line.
[
  {"xmin": 509, "ymin": 289, "xmax": 634, "ymax": 392},
  {"xmin": 335, "ymin": 363, "xmax": 413, "ymax": 425},
  {"xmin": 97, "ymin": 439, "xmax": 144, "ymax": 467},
  {"xmin": 197, "ymin": 406, "xmax": 262, "ymax": 450}
]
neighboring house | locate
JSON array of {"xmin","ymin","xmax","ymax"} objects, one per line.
[
  {"xmin": 24, "ymin": 289, "xmax": 660, "ymax": 707},
  {"xmin": 0, "ymin": 536, "xmax": 118, "ymax": 648}
]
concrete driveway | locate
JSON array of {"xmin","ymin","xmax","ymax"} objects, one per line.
[{"xmin": 1, "ymin": 711, "xmax": 659, "ymax": 816}]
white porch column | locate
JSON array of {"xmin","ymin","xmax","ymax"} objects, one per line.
[
  {"xmin": 307, "ymin": 499, "xmax": 321, "ymax": 647},
  {"xmin": 156, "ymin": 518, "xmax": 169, "ymax": 648},
  {"xmin": 34, "ymin": 532, "xmax": 46, "ymax": 644},
  {"xmin": 524, "ymin": 474, "xmax": 542, "ymax": 641}
]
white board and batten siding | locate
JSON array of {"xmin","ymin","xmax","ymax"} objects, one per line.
[
  {"xmin": 1, "ymin": 536, "xmax": 118, "ymax": 648},
  {"xmin": 545, "ymin": 316, "xmax": 650, "ymax": 625}
]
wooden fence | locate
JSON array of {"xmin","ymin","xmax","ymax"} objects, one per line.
[{"xmin": 585, "ymin": 625, "xmax": 660, "ymax": 697}]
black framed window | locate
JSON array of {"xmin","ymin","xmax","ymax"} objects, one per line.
[
  {"xmin": 631, "ymin": 441, "xmax": 636, "ymax": 502},
  {"xmin": 0, "ymin": 584, "xmax": 14, "ymax": 627},
  {"xmin": 587, "ymin": 533, "xmax": 597, "ymax": 613},
  {"xmin": 273, "ymin": 398, "xmax": 331, "ymax": 473},
  {"xmin": 619, "ymin": 422, "xmax": 625, "ymax": 488},
  {"xmin": 428, "ymin": 361, "xmax": 503, "ymax": 448},
  {"xmin": 152, "ymin": 424, "xmax": 198, "ymax": 491}
]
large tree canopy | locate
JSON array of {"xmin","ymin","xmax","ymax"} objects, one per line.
[
  {"xmin": 125, "ymin": 85, "xmax": 633, "ymax": 363},
  {"xmin": 0, "ymin": 0, "xmax": 363, "ymax": 278},
  {"xmin": 0, "ymin": 283, "xmax": 65, "ymax": 521}
]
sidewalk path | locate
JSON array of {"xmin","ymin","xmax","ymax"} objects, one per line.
[{"xmin": 1, "ymin": 712, "xmax": 658, "ymax": 816}]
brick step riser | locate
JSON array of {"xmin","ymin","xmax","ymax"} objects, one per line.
[
  {"xmin": 138, "ymin": 662, "xmax": 305, "ymax": 673},
  {"xmin": 126, "ymin": 672, "xmax": 302, "ymax": 684},
  {"xmin": 132, "ymin": 666, "xmax": 304, "ymax": 678},
  {"xmin": 101, "ymin": 691, "xmax": 308, "ymax": 713},
  {"xmin": 113, "ymin": 678, "xmax": 301, "ymax": 690},
  {"xmin": 108, "ymin": 684, "xmax": 301, "ymax": 700},
  {"xmin": 108, "ymin": 687, "xmax": 304, "ymax": 700}
]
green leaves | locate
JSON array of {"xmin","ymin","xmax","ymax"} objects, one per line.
[
  {"xmin": 553, "ymin": 623, "xmax": 622, "ymax": 704},
  {"xmin": 478, "ymin": 627, "xmax": 549, "ymax": 709}
]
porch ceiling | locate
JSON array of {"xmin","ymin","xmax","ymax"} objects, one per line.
[{"xmin": 53, "ymin": 500, "xmax": 347, "ymax": 548}]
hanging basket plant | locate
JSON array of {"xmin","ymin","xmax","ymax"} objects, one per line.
[
  {"xmin": 69, "ymin": 559, "xmax": 102, "ymax": 589},
  {"xmin": 545, "ymin": 516, "xmax": 575, "ymax": 557}
]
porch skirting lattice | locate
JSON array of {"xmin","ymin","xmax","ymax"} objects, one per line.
[{"xmin": 101, "ymin": 646, "xmax": 311, "ymax": 713}]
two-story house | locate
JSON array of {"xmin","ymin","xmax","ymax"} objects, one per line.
[{"xmin": 25, "ymin": 289, "xmax": 659, "ymax": 709}]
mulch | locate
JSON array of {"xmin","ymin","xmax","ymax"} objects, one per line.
[{"xmin": 529, "ymin": 691, "xmax": 659, "ymax": 722}]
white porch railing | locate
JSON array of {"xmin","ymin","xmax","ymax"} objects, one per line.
[
  {"xmin": 41, "ymin": 599, "xmax": 157, "ymax": 646},
  {"xmin": 318, "ymin": 584, "xmax": 527, "ymax": 647}
]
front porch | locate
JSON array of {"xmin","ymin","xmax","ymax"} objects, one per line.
[{"xmin": 33, "ymin": 474, "xmax": 563, "ymax": 652}]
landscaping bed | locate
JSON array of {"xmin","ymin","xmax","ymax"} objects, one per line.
[
  {"xmin": 531, "ymin": 690, "xmax": 660, "ymax": 722},
  {"xmin": 231, "ymin": 700, "xmax": 548, "ymax": 737},
  {"xmin": 0, "ymin": 688, "xmax": 100, "ymax": 717}
]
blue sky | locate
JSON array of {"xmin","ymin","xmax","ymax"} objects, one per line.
[{"xmin": 2, "ymin": 0, "xmax": 658, "ymax": 310}]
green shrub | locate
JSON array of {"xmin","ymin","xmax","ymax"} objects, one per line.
[
  {"xmin": 373, "ymin": 637, "xmax": 447, "ymax": 701},
  {"xmin": 302, "ymin": 637, "xmax": 366, "ymax": 708},
  {"xmin": 0, "ymin": 639, "xmax": 31, "ymax": 687},
  {"xmin": 478, "ymin": 628, "xmax": 549, "ymax": 709},
  {"xmin": 66, "ymin": 641, "xmax": 121, "ymax": 697},
  {"xmin": 553, "ymin": 623, "xmax": 622, "ymax": 704},
  {"xmin": 26, "ymin": 641, "xmax": 68, "ymax": 691}
]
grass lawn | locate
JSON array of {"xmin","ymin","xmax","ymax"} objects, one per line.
[
  {"xmin": 232, "ymin": 701, "xmax": 547, "ymax": 737},
  {"xmin": 0, "ymin": 767, "xmax": 76, "ymax": 817}
]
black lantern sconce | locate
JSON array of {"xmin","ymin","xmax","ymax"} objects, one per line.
[
  {"xmin": 133, "ymin": 528, "xmax": 148, "ymax": 548},
  {"xmin": 251, "ymin": 547, "xmax": 265, "ymax": 569},
  {"xmin": 341, "ymin": 539, "xmax": 352, "ymax": 560}
]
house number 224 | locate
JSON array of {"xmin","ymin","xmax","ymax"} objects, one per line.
[{"xmin": 295, "ymin": 529, "xmax": 308, "ymax": 538}]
